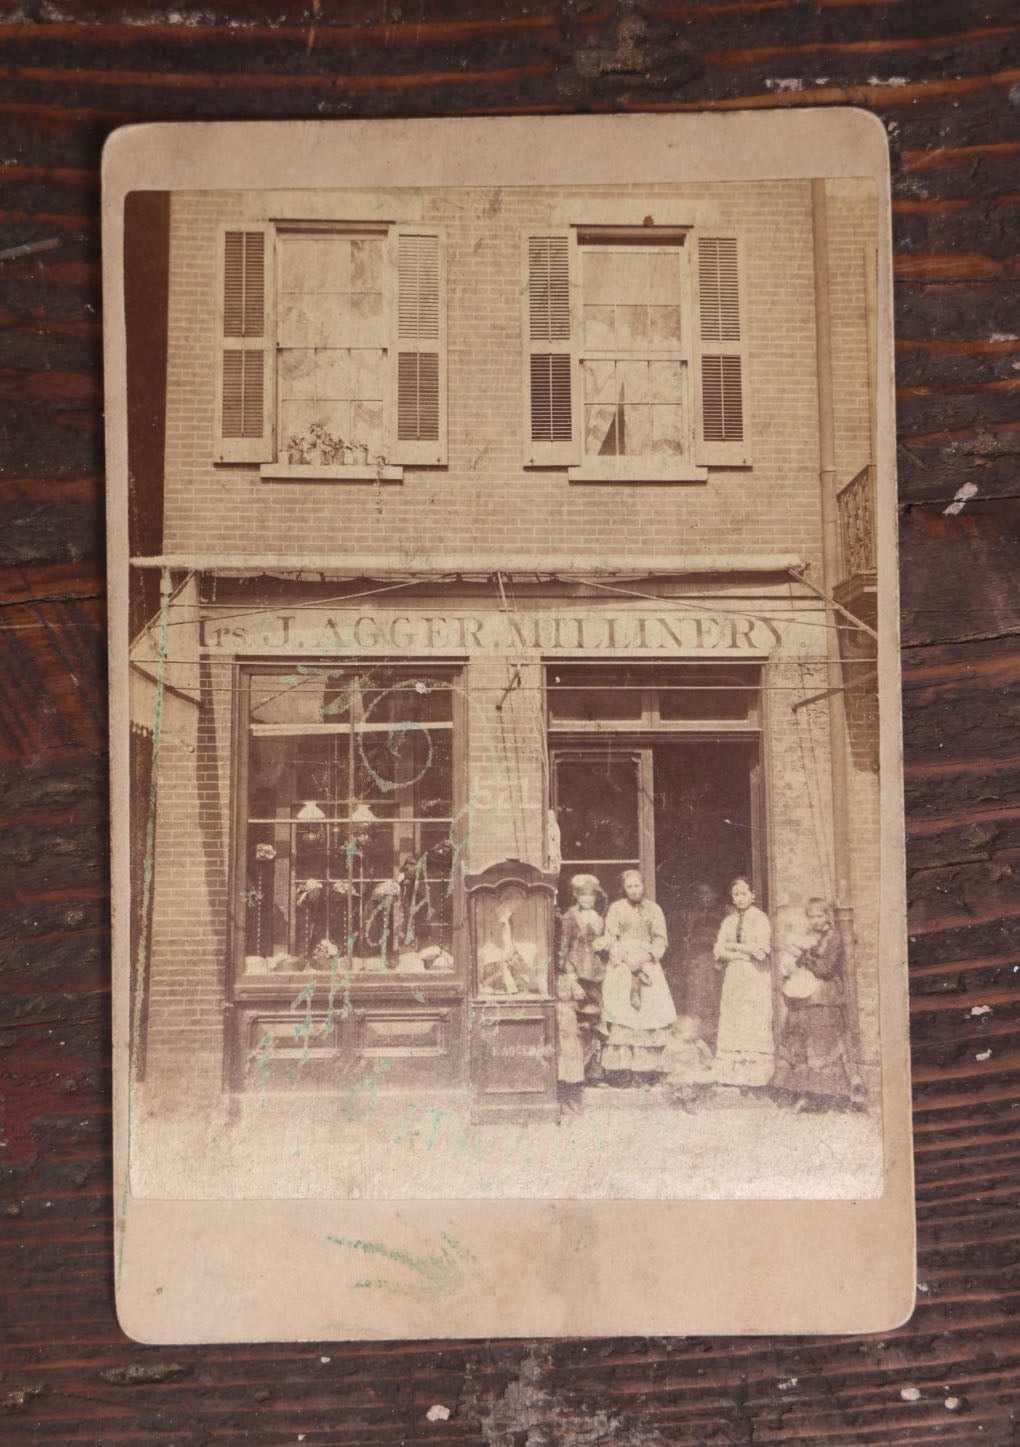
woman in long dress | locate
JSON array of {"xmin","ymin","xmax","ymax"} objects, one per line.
[
  {"xmin": 599, "ymin": 870, "xmax": 678, "ymax": 1085},
  {"xmin": 712, "ymin": 876, "xmax": 774, "ymax": 1087},
  {"xmin": 772, "ymin": 897, "xmax": 861, "ymax": 1110}
]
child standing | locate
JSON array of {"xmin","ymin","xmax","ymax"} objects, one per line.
[
  {"xmin": 555, "ymin": 965, "xmax": 587, "ymax": 1114},
  {"xmin": 558, "ymin": 873, "xmax": 607, "ymax": 1081}
]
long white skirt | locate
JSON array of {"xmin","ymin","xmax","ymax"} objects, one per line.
[
  {"xmin": 601, "ymin": 958, "xmax": 678, "ymax": 1073},
  {"xmin": 712, "ymin": 957, "xmax": 774, "ymax": 1086}
]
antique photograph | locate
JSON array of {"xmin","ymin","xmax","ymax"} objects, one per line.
[{"xmin": 122, "ymin": 164, "xmax": 888, "ymax": 1206}]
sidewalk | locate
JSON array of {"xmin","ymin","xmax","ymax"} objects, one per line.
[{"xmin": 130, "ymin": 1080, "xmax": 884, "ymax": 1202}]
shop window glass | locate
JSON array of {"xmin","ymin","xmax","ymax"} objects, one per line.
[
  {"xmin": 655, "ymin": 663, "xmax": 758, "ymax": 721},
  {"xmin": 243, "ymin": 666, "xmax": 457, "ymax": 975},
  {"xmin": 547, "ymin": 665, "xmax": 645, "ymax": 721}
]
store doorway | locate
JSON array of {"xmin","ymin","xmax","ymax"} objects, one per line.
[
  {"xmin": 553, "ymin": 739, "xmax": 760, "ymax": 928},
  {"xmin": 548, "ymin": 661, "xmax": 764, "ymax": 1011}
]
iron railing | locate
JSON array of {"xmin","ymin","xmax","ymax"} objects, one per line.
[{"xmin": 836, "ymin": 463, "xmax": 876, "ymax": 580}]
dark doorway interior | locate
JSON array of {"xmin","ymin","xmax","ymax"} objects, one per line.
[
  {"xmin": 553, "ymin": 736, "xmax": 760, "ymax": 948},
  {"xmin": 650, "ymin": 738, "xmax": 757, "ymax": 1006}
]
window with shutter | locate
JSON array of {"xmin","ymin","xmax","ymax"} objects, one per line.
[
  {"xmin": 392, "ymin": 229, "xmax": 446, "ymax": 465},
  {"xmin": 524, "ymin": 234, "xmax": 580, "ymax": 466},
  {"xmin": 217, "ymin": 221, "xmax": 445, "ymax": 479},
  {"xmin": 215, "ymin": 227, "xmax": 273, "ymax": 463},
  {"xmin": 554, "ymin": 226, "xmax": 707, "ymax": 483},
  {"xmin": 695, "ymin": 236, "xmax": 750, "ymax": 466}
]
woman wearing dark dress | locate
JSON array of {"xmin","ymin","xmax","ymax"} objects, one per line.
[{"xmin": 772, "ymin": 898, "xmax": 859, "ymax": 1111}]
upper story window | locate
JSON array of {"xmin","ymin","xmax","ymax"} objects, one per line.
[
  {"xmin": 525, "ymin": 227, "xmax": 750, "ymax": 480},
  {"xmin": 214, "ymin": 223, "xmax": 446, "ymax": 476}
]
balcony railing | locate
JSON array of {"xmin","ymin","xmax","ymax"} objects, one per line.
[{"xmin": 837, "ymin": 463, "xmax": 876, "ymax": 581}]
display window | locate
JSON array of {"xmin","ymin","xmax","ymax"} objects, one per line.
[{"xmin": 238, "ymin": 663, "xmax": 462, "ymax": 978}]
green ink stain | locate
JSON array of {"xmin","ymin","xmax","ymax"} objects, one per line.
[{"xmin": 326, "ymin": 1231, "xmax": 476, "ymax": 1302}]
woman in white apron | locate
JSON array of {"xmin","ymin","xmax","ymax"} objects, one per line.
[{"xmin": 599, "ymin": 870, "xmax": 677, "ymax": 1085}]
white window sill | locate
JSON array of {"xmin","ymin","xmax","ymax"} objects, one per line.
[
  {"xmin": 567, "ymin": 463, "xmax": 709, "ymax": 485},
  {"xmin": 260, "ymin": 463, "xmax": 404, "ymax": 483}
]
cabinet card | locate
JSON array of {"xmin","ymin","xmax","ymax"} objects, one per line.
[{"xmin": 105, "ymin": 111, "xmax": 913, "ymax": 1341}]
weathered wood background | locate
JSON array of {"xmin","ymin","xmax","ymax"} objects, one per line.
[{"xmin": 1, "ymin": 2, "xmax": 1018, "ymax": 1442}]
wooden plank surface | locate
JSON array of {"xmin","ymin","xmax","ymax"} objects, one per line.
[{"xmin": 1, "ymin": 2, "xmax": 1018, "ymax": 1441}]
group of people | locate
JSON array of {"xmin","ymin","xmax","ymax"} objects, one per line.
[{"xmin": 555, "ymin": 869, "xmax": 864, "ymax": 1115}]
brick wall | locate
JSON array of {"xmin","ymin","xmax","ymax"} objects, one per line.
[
  {"xmin": 144, "ymin": 657, "xmax": 234, "ymax": 1098},
  {"xmin": 161, "ymin": 181, "xmax": 832, "ymax": 570}
]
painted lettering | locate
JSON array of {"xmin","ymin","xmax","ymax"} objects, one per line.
[
  {"xmin": 756, "ymin": 615, "xmax": 784, "ymax": 649},
  {"xmin": 507, "ymin": 616, "xmax": 538, "ymax": 650},
  {"xmin": 353, "ymin": 615, "xmax": 381, "ymax": 648},
  {"xmin": 656, "ymin": 616, "xmax": 686, "ymax": 650},
  {"xmin": 422, "ymin": 616, "xmax": 447, "ymax": 649},
  {"xmin": 693, "ymin": 615, "xmax": 721, "ymax": 650},
  {"xmin": 318, "ymin": 616, "xmax": 352, "ymax": 651},
  {"xmin": 262, "ymin": 614, "xmax": 294, "ymax": 650},
  {"xmin": 726, "ymin": 615, "xmax": 757, "ymax": 650},
  {"xmin": 389, "ymin": 615, "xmax": 414, "ymax": 649},
  {"xmin": 452, "ymin": 616, "xmax": 485, "ymax": 650}
]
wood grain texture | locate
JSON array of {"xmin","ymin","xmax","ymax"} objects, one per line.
[{"xmin": 1, "ymin": 2, "xmax": 1018, "ymax": 1441}]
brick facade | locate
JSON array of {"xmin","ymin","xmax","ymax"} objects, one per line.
[{"xmin": 137, "ymin": 179, "xmax": 883, "ymax": 1101}]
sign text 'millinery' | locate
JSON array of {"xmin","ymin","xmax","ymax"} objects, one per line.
[{"xmin": 199, "ymin": 608, "xmax": 785, "ymax": 656}]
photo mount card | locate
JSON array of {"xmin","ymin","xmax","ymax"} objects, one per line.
[{"xmin": 105, "ymin": 112, "xmax": 914, "ymax": 1342}]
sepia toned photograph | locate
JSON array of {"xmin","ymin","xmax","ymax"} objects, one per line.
[
  {"xmin": 106, "ymin": 114, "xmax": 912, "ymax": 1338},
  {"xmin": 124, "ymin": 168, "xmax": 885, "ymax": 1204}
]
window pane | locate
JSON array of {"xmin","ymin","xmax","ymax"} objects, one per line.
[
  {"xmin": 651, "ymin": 403, "xmax": 687, "ymax": 457},
  {"xmin": 583, "ymin": 304, "xmax": 615, "ymax": 351},
  {"xmin": 647, "ymin": 250, "xmax": 678, "ymax": 301},
  {"xmin": 350, "ymin": 236, "xmax": 382, "ymax": 291},
  {"xmin": 548, "ymin": 666, "xmax": 644, "ymax": 720},
  {"xmin": 621, "ymin": 404, "xmax": 652, "ymax": 456},
  {"xmin": 349, "ymin": 289, "xmax": 385, "ymax": 348},
  {"xmin": 351, "ymin": 399, "xmax": 383, "ymax": 455},
  {"xmin": 278, "ymin": 348, "xmax": 317, "ymax": 400},
  {"xmin": 582, "ymin": 248, "xmax": 619, "ymax": 304},
  {"xmin": 555, "ymin": 756, "xmax": 640, "ymax": 859},
  {"xmin": 584, "ymin": 403, "xmax": 618, "ymax": 457},
  {"xmin": 350, "ymin": 348, "xmax": 383, "ymax": 401},
  {"xmin": 648, "ymin": 305, "xmax": 683, "ymax": 348},
  {"xmin": 616, "ymin": 359, "xmax": 648, "ymax": 404},
  {"xmin": 360, "ymin": 673, "xmax": 453, "ymax": 723},
  {"xmin": 250, "ymin": 672, "xmax": 331, "ymax": 725},
  {"xmin": 615, "ymin": 305, "xmax": 649, "ymax": 351},
  {"xmin": 582, "ymin": 357, "xmax": 616, "ymax": 404},
  {"xmin": 314, "ymin": 350, "xmax": 351, "ymax": 400},
  {"xmin": 648, "ymin": 360, "xmax": 684, "ymax": 403},
  {"xmin": 656, "ymin": 665, "xmax": 759, "ymax": 721}
]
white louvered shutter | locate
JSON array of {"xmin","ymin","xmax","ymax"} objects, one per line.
[
  {"xmin": 694, "ymin": 236, "xmax": 750, "ymax": 467},
  {"xmin": 524, "ymin": 233, "xmax": 579, "ymax": 466},
  {"xmin": 392, "ymin": 229, "xmax": 446, "ymax": 465},
  {"xmin": 215, "ymin": 226, "xmax": 273, "ymax": 463}
]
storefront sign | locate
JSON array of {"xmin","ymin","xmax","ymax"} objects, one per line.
[{"xmin": 199, "ymin": 607, "xmax": 785, "ymax": 656}]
